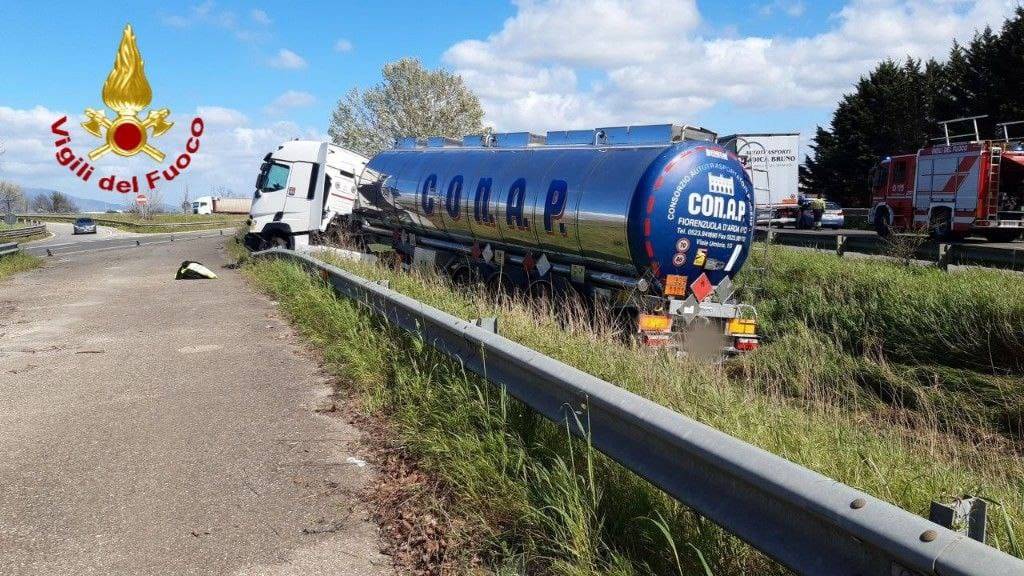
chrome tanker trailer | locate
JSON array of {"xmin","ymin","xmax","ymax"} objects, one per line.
[{"xmin": 351, "ymin": 124, "xmax": 759, "ymax": 352}]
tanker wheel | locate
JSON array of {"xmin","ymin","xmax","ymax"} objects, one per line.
[
  {"xmin": 450, "ymin": 263, "xmax": 480, "ymax": 286},
  {"xmin": 485, "ymin": 272, "xmax": 515, "ymax": 298},
  {"xmin": 528, "ymin": 280, "xmax": 553, "ymax": 300}
]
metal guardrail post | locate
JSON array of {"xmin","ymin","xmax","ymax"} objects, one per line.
[{"xmin": 253, "ymin": 248, "xmax": 1024, "ymax": 576}]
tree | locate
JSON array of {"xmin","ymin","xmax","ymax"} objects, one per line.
[
  {"xmin": 124, "ymin": 188, "xmax": 165, "ymax": 218},
  {"xmin": 181, "ymin": 186, "xmax": 191, "ymax": 214},
  {"xmin": 30, "ymin": 194, "xmax": 51, "ymax": 213},
  {"xmin": 802, "ymin": 58, "xmax": 942, "ymax": 206},
  {"xmin": 803, "ymin": 8, "xmax": 1024, "ymax": 207},
  {"xmin": 328, "ymin": 58, "xmax": 485, "ymax": 157},
  {"xmin": 30, "ymin": 191, "xmax": 78, "ymax": 213},
  {"xmin": 0, "ymin": 181, "xmax": 25, "ymax": 213},
  {"xmin": 51, "ymin": 191, "xmax": 78, "ymax": 213}
]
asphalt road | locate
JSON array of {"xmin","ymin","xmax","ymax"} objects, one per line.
[
  {"xmin": 21, "ymin": 226, "xmax": 237, "ymax": 258},
  {"xmin": 0, "ymin": 236, "xmax": 388, "ymax": 575}
]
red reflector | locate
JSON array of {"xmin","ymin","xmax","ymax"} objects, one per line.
[{"xmin": 735, "ymin": 338, "xmax": 759, "ymax": 351}]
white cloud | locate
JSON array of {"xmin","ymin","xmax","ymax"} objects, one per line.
[
  {"xmin": 334, "ymin": 38, "xmax": 353, "ymax": 53},
  {"xmin": 268, "ymin": 48, "xmax": 307, "ymax": 70},
  {"xmin": 0, "ymin": 105, "xmax": 323, "ymax": 205},
  {"xmin": 162, "ymin": 2, "xmax": 267, "ymax": 43},
  {"xmin": 444, "ymin": 0, "xmax": 1018, "ymax": 132},
  {"xmin": 196, "ymin": 106, "xmax": 249, "ymax": 126},
  {"xmin": 760, "ymin": 1, "xmax": 806, "ymax": 17},
  {"xmin": 250, "ymin": 9, "xmax": 271, "ymax": 25},
  {"xmin": 264, "ymin": 90, "xmax": 316, "ymax": 115}
]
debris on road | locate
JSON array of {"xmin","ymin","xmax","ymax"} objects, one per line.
[{"xmin": 175, "ymin": 260, "xmax": 218, "ymax": 279}]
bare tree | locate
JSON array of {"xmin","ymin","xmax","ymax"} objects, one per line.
[
  {"xmin": 181, "ymin": 185, "xmax": 192, "ymax": 214},
  {"xmin": 0, "ymin": 181, "xmax": 25, "ymax": 213},
  {"xmin": 125, "ymin": 187, "xmax": 165, "ymax": 219},
  {"xmin": 31, "ymin": 194, "xmax": 52, "ymax": 213},
  {"xmin": 328, "ymin": 58, "xmax": 485, "ymax": 157},
  {"xmin": 49, "ymin": 191, "xmax": 78, "ymax": 213}
]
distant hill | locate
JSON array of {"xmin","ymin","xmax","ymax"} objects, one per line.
[{"xmin": 22, "ymin": 188, "xmax": 172, "ymax": 213}]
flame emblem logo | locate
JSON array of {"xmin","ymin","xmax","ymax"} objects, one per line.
[{"xmin": 81, "ymin": 24, "xmax": 172, "ymax": 162}]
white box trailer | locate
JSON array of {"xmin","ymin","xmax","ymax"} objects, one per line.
[
  {"xmin": 719, "ymin": 133, "xmax": 800, "ymax": 210},
  {"xmin": 212, "ymin": 197, "xmax": 252, "ymax": 214}
]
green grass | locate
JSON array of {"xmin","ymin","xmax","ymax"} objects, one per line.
[
  {"xmin": 244, "ymin": 252, "xmax": 1024, "ymax": 575},
  {"xmin": 735, "ymin": 246, "xmax": 1024, "ymax": 441},
  {"xmin": 29, "ymin": 213, "xmax": 246, "ymax": 233},
  {"xmin": 0, "ymin": 252, "xmax": 41, "ymax": 280}
]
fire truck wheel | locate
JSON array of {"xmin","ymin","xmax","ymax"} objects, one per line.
[{"xmin": 873, "ymin": 213, "xmax": 891, "ymax": 237}]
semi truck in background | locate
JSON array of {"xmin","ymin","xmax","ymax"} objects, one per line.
[
  {"xmin": 868, "ymin": 117, "xmax": 1024, "ymax": 241},
  {"xmin": 192, "ymin": 196, "xmax": 254, "ymax": 215},
  {"xmin": 244, "ymin": 125, "xmax": 760, "ymax": 352},
  {"xmin": 719, "ymin": 133, "xmax": 800, "ymax": 224}
]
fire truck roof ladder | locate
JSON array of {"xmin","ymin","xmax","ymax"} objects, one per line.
[
  {"xmin": 988, "ymin": 144, "xmax": 1003, "ymax": 217},
  {"xmin": 933, "ymin": 115, "xmax": 988, "ymax": 145},
  {"xmin": 995, "ymin": 120, "xmax": 1024, "ymax": 142}
]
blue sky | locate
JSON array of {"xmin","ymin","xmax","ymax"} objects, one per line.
[{"xmin": 0, "ymin": 0, "xmax": 1017, "ymax": 204}]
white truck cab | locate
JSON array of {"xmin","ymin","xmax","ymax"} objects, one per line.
[
  {"xmin": 192, "ymin": 196, "xmax": 214, "ymax": 215},
  {"xmin": 245, "ymin": 140, "xmax": 368, "ymax": 250}
]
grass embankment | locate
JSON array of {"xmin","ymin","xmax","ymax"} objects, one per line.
[
  {"xmin": 0, "ymin": 252, "xmax": 41, "ymax": 280},
  {"xmin": 30, "ymin": 213, "xmax": 246, "ymax": 233},
  {"xmin": 736, "ymin": 246, "xmax": 1024, "ymax": 442},
  {"xmin": 245, "ymin": 250, "xmax": 1024, "ymax": 575}
]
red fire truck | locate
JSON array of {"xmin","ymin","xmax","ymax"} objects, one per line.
[{"xmin": 868, "ymin": 117, "xmax": 1024, "ymax": 241}]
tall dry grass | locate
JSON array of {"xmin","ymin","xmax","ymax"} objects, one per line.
[{"xmin": 245, "ymin": 250, "xmax": 1024, "ymax": 575}]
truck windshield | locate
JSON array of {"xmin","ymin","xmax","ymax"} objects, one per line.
[{"xmin": 256, "ymin": 163, "xmax": 290, "ymax": 193}]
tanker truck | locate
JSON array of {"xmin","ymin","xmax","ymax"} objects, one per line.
[{"xmin": 245, "ymin": 124, "xmax": 759, "ymax": 352}]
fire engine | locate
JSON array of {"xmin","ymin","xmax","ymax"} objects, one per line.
[{"xmin": 868, "ymin": 116, "xmax": 1024, "ymax": 242}]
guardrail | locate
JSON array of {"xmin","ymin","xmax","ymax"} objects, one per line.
[
  {"xmin": 0, "ymin": 224, "xmax": 46, "ymax": 242},
  {"xmin": 0, "ymin": 242, "xmax": 20, "ymax": 257},
  {"xmin": 253, "ymin": 247, "xmax": 1024, "ymax": 576},
  {"xmin": 18, "ymin": 214, "xmax": 242, "ymax": 229},
  {"xmin": 754, "ymin": 229, "xmax": 1024, "ymax": 271}
]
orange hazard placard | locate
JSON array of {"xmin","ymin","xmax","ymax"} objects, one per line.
[{"xmin": 664, "ymin": 274, "xmax": 687, "ymax": 297}]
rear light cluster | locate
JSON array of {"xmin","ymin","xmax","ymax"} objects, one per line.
[{"xmin": 734, "ymin": 337, "xmax": 759, "ymax": 351}]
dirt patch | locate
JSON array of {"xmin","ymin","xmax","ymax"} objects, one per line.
[{"xmin": 329, "ymin": 390, "xmax": 485, "ymax": 576}]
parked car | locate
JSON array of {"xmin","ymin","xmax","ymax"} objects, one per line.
[
  {"xmin": 72, "ymin": 217, "xmax": 97, "ymax": 235},
  {"xmin": 821, "ymin": 202, "xmax": 845, "ymax": 229}
]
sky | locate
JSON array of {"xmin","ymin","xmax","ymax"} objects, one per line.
[{"xmin": 0, "ymin": 0, "xmax": 1020, "ymax": 207}]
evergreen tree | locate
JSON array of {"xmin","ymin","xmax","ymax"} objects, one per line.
[{"xmin": 802, "ymin": 9, "xmax": 1024, "ymax": 206}]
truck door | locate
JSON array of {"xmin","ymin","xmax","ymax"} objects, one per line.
[
  {"xmin": 888, "ymin": 157, "xmax": 913, "ymax": 227},
  {"xmin": 251, "ymin": 160, "xmax": 292, "ymax": 225},
  {"xmin": 870, "ymin": 161, "xmax": 889, "ymax": 205}
]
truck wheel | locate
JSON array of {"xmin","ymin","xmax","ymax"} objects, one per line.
[
  {"xmin": 266, "ymin": 233, "xmax": 291, "ymax": 249},
  {"xmin": 929, "ymin": 209, "xmax": 953, "ymax": 240},
  {"xmin": 873, "ymin": 212, "xmax": 891, "ymax": 237}
]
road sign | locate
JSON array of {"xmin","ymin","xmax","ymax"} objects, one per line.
[{"xmin": 136, "ymin": 194, "xmax": 148, "ymax": 205}]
